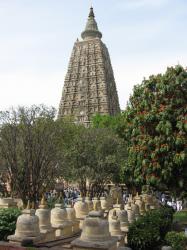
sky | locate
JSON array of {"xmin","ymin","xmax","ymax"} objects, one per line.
[{"xmin": 0, "ymin": 0, "xmax": 186, "ymax": 111}]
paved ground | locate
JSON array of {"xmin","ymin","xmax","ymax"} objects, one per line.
[{"xmin": 0, "ymin": 233, "xmax": 79, "ymax": 250}]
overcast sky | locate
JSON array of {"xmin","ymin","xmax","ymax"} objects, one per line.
[{"xmin": 0, "ymin": 0, "xmax": 186, "ymax": 111}]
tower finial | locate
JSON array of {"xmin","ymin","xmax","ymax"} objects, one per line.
[
  {"xmin": 89, "ymin": 7, "xmax": 95, "ymax": 18},
  {"xmin": 81, "ymin": 6, "xmax": 102, "ymax": 40}
]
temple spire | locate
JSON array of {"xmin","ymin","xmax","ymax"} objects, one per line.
[
  {"xmin": 89, "ymin": 7, "xmax": 95, "ymax": 18},
  {"xmin": 81, "ymin": 7, "xmax": 102, "ymax": 40}
]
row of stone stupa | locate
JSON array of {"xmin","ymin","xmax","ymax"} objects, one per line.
[{"xmin": 6, "ymin": 192, "xmax": 160, "ymax": 249}]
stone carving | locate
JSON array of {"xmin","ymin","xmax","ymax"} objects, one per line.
[
  {"xmin": 109, "ymin": 210, "xmax": 124, "ymax": 247},
  {"xmin": 35, "ymin": 196, "xmax": 55, "ymax": 242},
  {"xmin": 51, "ymin": 195, "xmax": 72, "ymax": 237},
  {"xmin": 0, "ymin": 197, "xmax": 17, "ymax": 208},
  {"xmin": 85, "ymin": 195, "xmax": 94, "ymax": 212},
  {"xmin": 58, "ymin": 7, "xmax": 120, "ymax": 126},
  {"xmin": 71, "ymin": 210, "xmax": 118, "ymax": 250},
  {"xmin": 8, "ymin": 201, "xmax": 43, "ymax": 245},
  {"xmin": 66, "ymin": 204, "xmax": 80, "ymax": 234},
  {"xmin": 74, "ymin": 196, "xmax": 89, "ymax": 229}
]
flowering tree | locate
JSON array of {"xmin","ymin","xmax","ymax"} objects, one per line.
[{"xmin": 123, "ymin": 65, "xmax": 187, "ymax": 195}]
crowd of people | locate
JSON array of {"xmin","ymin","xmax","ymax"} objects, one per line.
[
  {"xmin": 45, "ymin": 186, "xmax": 184, "ymax": 211},
  {"xmin": 45, "ymin": 187, "xmax": 80, "ymax": 205}
]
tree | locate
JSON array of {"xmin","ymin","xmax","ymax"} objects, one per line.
[
  {"xmin": 91, "ymin": 113, "xmax": 127, "ymax": 139},
  {"xmin": 0, "ymin": 163, "xmax": 9, "ymax": 196},
  {"xmin": 59, "ymin": 126, "xmax": 126, "ymax": 197},
  {"xmin": 0, "ymin": 105, "xmax": 60, "ymax": 206},
  {"xmin": 123, "ymin": 65, "xmax": 187, "ymax": 195}
]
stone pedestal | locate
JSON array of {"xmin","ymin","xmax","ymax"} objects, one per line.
[
  {"xmin": 51, "ymin": 203, "xmax": 72, "ymax": 237},
  {"xmin": 35, "ymin": 198, "xmax": 55, "ymax": 242},
  {"xmin": 8, "ymin": 208, "xmax": 43, "ymax": 245},
  {"xmin": 66, "ymin": 204, "xmax": 80, "ymax": 234},
  {"xmin": 74, "ymin": 196, "xmax": 89, "ymax": 229},
  {"xmin": 71, "ymin": 211, "xmax": 118, "ymax": 250},
  {"xmin": 118, "ymin": 248, "xmax": 132, "ymax": 250},
  {"xmin": 0, "ymin": 198, "xmax": 17, "ymax": 208}
]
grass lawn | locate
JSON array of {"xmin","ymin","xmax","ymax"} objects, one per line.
[{"xmin": 174, "ymin": 210, "xmax": 187, "ymax": 223}]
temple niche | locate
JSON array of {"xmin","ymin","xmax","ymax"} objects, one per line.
[{"xmin": 58, "ymin": 7, "xmax": 120, "ymax": 126}]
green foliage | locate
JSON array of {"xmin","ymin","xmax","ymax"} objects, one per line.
[
  {"xmin": 165, "ymin": 231, "xmax": 187, "ymax": 250},
  {"xmin": 128, "ymin": 206, "xmax": 174, "ymax": 250},
  {"xmin": 91, "ymin": 113, "xmax": 126, "ymax": 138},
  {"xmin": 47, "ymin": 196, "xmax": 58, "ymax": 209},
  {"xmin": 0, "ymin": 208, "xmax": 21, "ymax": 241},
  {"xmin": 127, "ymin": 216, "xmax": 160, "ymax": 250},
  {"xmin": 59, "ymin": 126, "xmax": 126, "ymax": 196},
  {"xmin": 123, "ymin": 65, "xmax": 187, "ymax": 194},
  {"xmin": 173, "ymin": 210, "xmax": 187, "ymax": 223}
]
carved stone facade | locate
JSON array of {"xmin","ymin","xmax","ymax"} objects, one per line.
[{"xmin": 58, "ymin": 7, "xmax": 120, "ymax": 126}]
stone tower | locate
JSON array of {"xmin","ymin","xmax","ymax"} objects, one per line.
[{"xmin": 58, "ymin": 7, "xmax": 120, "ymax": 126}]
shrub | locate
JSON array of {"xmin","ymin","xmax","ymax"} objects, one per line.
[
  {"xmin": 127, "ymin": 206, "xmax": 174, "ymax": 250},
  {"xmin": 47, "ymin": 196, "xmax": 58, "ymax": 209},
  {"xmin": 0, "ymin": 208, "xmax": 21, "ymax": 240},
  {"xmin": 165, "ymin": 231, "xmax": 187, "ymax": 250},
  {"xmin": 145, "ymin": 206, "xmax": 174, "ymax": 239},
  {"xmin": 127, "ymin": 216, "xmax": 160, "ymax": 250}
]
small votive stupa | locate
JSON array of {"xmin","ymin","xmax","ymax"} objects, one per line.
[
  {"xmin": 134, "ymin": 193, "xmax": 145, "ymax": 215},
  {"xmin": 51, "ymin": 193, "xmax": 72, "ymax": 237},
  {"xmin": 109, "ymin": 210, "xmax": 124, "ymax": 247},
  {"xmin": 0, "ymin": 197, "xmax": 17, "ymax": 208},
  {"xmin": 35, "ymin": 195, "xmax": 55, "ymax": 242},
  {"xmin": 85, "ymin": 193, "xmax": 94, "ymax": 212},
  {"xmin": 131, "ymin": 201, "xmax": 140, "ymax": 220},
  {"xmin": 126, "ymin": 203, "xmax": 135, "ymax": 224},
  {"xmin": 108, "ymin": 198, "xmax": 123, "ymax": 221},
  {"xmin": 8, "ymin": 201, "xmax": 43, "ymax": 245},
  {"xmin": 71, "ymin": 210, "xmax": 118, "ymax": 250},
  {"xmin": 66, "ymin": 203, "xmax": 80, "ymax": 233},
  {"xmin": 74, "ymin": 195, "xmax": 89, "ymax": 229},
  {"xmin": 100, "ymin": 196, "xmax": 112, "ymax": 211}
]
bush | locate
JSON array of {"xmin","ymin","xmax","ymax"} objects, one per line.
[
  {"xmin": 0, "ymin": 208, "xmax": 21, "ymax": 240},
  {"xmin": 47, "ymin": 196, "xmax": 58, "ymax": 209},
  {"xmin": 165, "ymin": 231, "xmax": 187, "ymax": 250},
  {"xmin": 127, "ymin": 206, "xmax": 174, "ymax": 250},
  {"xmin": 146, "ymin": 206, "xmax": 174, "ymax": 239},
  {"xmin": 127, "ymin": 216, "xmax": 160, "ymax": 250}
]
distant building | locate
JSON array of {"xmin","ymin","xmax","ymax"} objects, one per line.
[{"xmin": 58, "ymin": 7, "xmax": 120, "ymax": 126}]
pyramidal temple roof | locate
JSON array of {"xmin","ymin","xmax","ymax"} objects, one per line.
[{"xmin": 81, "ymin": 7, "xmax": 102, "ymax": 40}]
